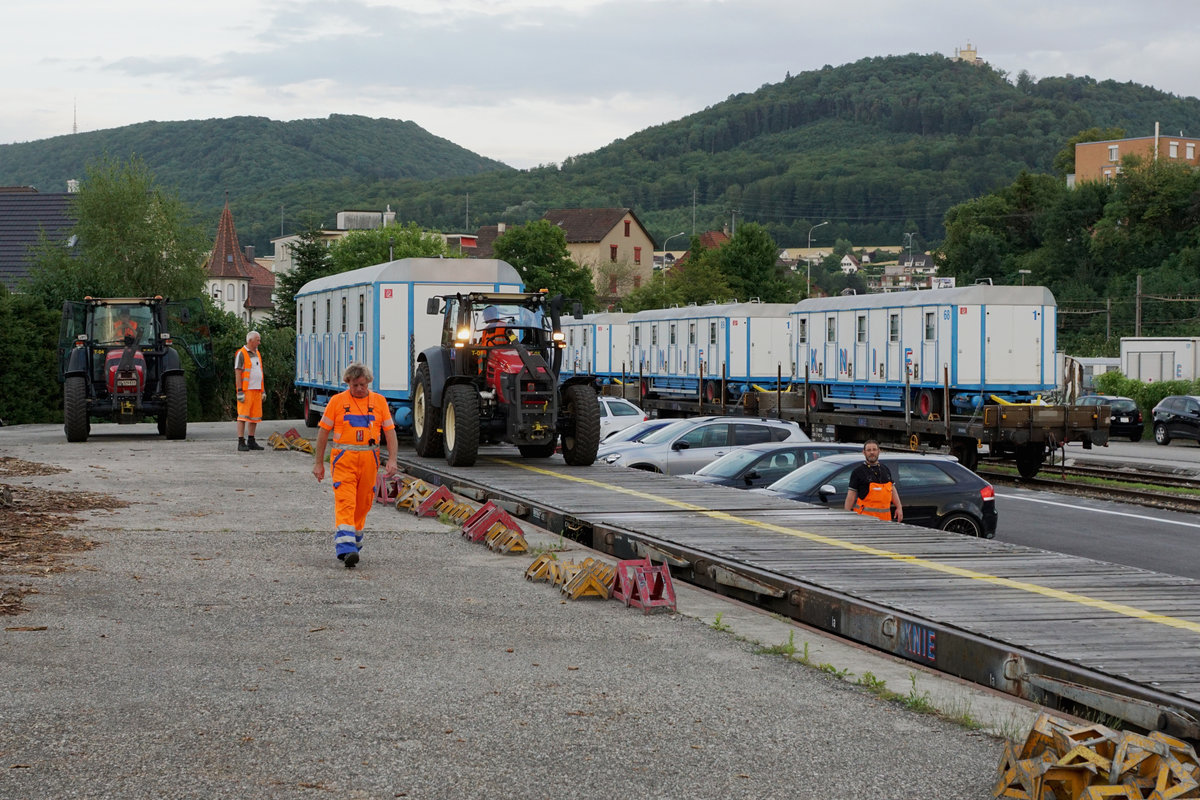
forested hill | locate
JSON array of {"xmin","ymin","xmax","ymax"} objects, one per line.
[
  {"xmin": 0, "ymin": 112, "xmax": 512, "ymax": 214},
  {"xmin": 4, "ymin": 54, "xmax": 1200, "ymax": 256}
]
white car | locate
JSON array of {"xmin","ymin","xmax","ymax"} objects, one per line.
[
  {"xmin": 598, "ymin": 396, "xmax": 647, "ymax": 441},
  {"xmin": 598, "ymin": 415, "xmax": 808, "ymax": 475}
]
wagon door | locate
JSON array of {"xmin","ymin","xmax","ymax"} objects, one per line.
[
  {"xmin": 954, "ymin": 303, "xmax": 983, "ymax": 389},
  {"xmin": 729, "ymin": 315, "xmax": 750, "ymax": 382},
  {"xmin": 984, "ymin": 304, "xmax": 1043, "ymax": 385}
]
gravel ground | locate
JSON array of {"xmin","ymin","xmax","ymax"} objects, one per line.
[{"xmin": 0, "ymin": 421, "xmax": 1003, "ymax": 799}]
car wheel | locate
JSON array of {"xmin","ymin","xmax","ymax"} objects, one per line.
[
  {"xmin": 1154, "ymin": 423, "xmax": 1171, "ymax": 445},
  {"xmin": 1129, "ymin": 429, "xmax": 1143, "ymax": 443},
  {"xmin": 939, "ymin": 512, "xmax": 983, "ymax": 537}
]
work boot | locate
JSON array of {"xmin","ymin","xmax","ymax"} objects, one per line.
[
  {"xmin": 343, "ymin": 552, "xmax": 359, "ymax": 569},
  {"xmin": 238, "ymin": 438, "xmax": 249, "ymax": 452},
  {"xmin": 247, "ymin": 437, "xmax": 264, "ymax": 451}
]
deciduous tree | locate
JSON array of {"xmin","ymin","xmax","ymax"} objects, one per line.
[{"xmin": 27, "ymin": 154, "xmax": 209, "ymax": 309}]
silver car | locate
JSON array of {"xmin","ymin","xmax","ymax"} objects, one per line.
[{"xmin": 598, "ymin": 415, "xmax": 808, "ymax": 475}]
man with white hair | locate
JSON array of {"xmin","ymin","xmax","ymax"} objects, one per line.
[{"xmin": 234, "ymin": 331, "xmax": 265, "ymax": 451}]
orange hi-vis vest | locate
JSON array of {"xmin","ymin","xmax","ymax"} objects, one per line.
[
  {"xmin": 238, "ymin": 346, "xmax": 264, "ymax": 392},
  {"xmin": 481, "ymin": 326, "xmax": 510, "ymax": 347},
  {"xmin": 854, "ymin": 480, "xmax": 894, "ymax": 521},
  {"xmin": 115, "ymin": 319, "xmax": 139, "ymax": 340}
]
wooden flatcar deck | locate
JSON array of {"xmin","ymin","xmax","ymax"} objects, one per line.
[{"xmin": 399, "ymin": 450, "xmax": 1200, "ymax": 736}]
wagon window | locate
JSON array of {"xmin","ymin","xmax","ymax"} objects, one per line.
[
  {"xmin": 689, "ymin": 323, "xmax": 696, "ymax": 345},
  {"xmin": 709, "ymin": 322, "xmax": 717, "ymax": 345},
  {"xmin": 856, "ymin": 315, "xmax": 867, "ymax": 344},
  {"xmin": 889, "ymin": 313, "xmax": 899, "ymax": 343},
  {"xmin": 358, "ymin": 294, "xmax": 365, "ymax": 332},
  {"xmin": 924, "ymin": 312, "xmax": 935, "ymax": 341},
  {"xmin": 797, "ymin": 318, "xmax": 807, "ymax": 344},
  {"xmin": 633, "ymin": 327, "xmax": 640, "ymax": 346},
  {"xmin": 827, "ymin": 317, "xmax": 836, "ymax": 343},
  {"xmin": 670, "ymin": 324, "xmax": 677, "ymax": 346},
  {"xmin": 651, "ymin": 325, "xmax": 658, "ymax": 346}
]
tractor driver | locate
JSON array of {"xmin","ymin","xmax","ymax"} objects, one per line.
[
  {"xmin": 479, "ymin": 306, "xmax": 514, "ymax": 347},
  {"xmin": 112, "ymin": 307, "xmax": 140, "ymax": 343}
]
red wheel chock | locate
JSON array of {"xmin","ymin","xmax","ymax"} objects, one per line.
[
  {"xmin": 611, "ymin": 558, "xmax": 676, "ymax": 614},
  {"xmin": 374, "ymin": 473, "xmax": 400, "ymax": 505},
  {"xmin": 460, "ymin": 501, "xmax": 528, "ymax": 553}
]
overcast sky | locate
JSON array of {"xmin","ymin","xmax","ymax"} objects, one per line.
[{"xmin": 5, "ymin": 0, "xmax": 1199, "ymax": 169}]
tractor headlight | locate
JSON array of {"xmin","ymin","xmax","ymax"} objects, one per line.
[
  {"xmin": 552, "ymin": 331, "xmax": 565, "ymax": 342},
  {"xmin": 455, "ymin": 327, "xmax": 471, "ymax": 347}
]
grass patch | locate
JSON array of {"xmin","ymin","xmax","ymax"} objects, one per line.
[{"xmin": 711, "ymin": 612, "xmax": 733, "ymax": 632}]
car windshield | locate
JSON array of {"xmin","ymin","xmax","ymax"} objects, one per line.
[
  {"xmin": 602, "ymin": 419, "xmax": 669, "ymax": 443},
  {"xmin": 765, "ymin": 458, "xmax": 846, "ymax": 495},
  {"xmin": 694, "ymin": 448, "xmax": 764, "ymax": 478},
  {"xmin": 638, "ymin": 418, "xmax": 698, "ymax": 445}
]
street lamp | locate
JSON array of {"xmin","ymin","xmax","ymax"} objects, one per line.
[
  {"xmin": 903, "ymin": 231, "xmax": 916, "ymax": 260},
  {"xmin": 1018, "ymin": 269, "xmax": 1031, "ymax": 286},
  {"xmin": 660, "ymin": 231, "xmax": 686, "ymax": 271},
  {"xmin": 806, "ymin": 221, "xmax": 829, "ymax": 297}
]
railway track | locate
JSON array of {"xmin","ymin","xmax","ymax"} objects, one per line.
[{"xmin": 978, "ymin": 462, "xmax": 1200, "ymax": 513}]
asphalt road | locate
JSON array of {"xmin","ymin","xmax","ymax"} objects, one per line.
[{"xmin": 0, "ymin": 420, "xmax": 1013, "ymax": 800}]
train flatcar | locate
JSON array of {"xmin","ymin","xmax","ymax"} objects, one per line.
[
  {"xmin": 791, "ymin": 285, "xmax": 1057, "ymax": 416},
  {"xmin": 560, "ymin": 312, "xmax": 632, "ymax": 384},
  {"xmin": 629, "ymin": 301, "xmax": 794, "ymax": 401}
]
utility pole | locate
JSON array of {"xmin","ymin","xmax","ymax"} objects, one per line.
[{"xmin": 1136, "ymin": 274, "xmax": 1142, "ymax": 336}]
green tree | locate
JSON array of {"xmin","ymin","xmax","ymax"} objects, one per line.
[
  {"xmin": 327, "ymin": 221, "xmax": 452, "ymax": 275},
  {"xmin": 270, "ymin": 227, "xmax": 333, "ymax": 329},
  {"xmin": 715, "ymin": 223, "xmax": 793, "ymax": 302},
  {"xmin": 0, "ymin": 286, "xmax": 60, "ymax": 424},
  {"xmin": 26, "ymin": 154, "xmax": 209, "ymax": 309},
  {"xmin": 492, "ymin": 220, "xmax": 597, "ymax": 309}
]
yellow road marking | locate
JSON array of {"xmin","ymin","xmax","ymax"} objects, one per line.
[{"xmin": 496, "ymin": 459, "xmax": 1200, "ymax": 635}]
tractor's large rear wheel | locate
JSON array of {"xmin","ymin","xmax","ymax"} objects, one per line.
[
  {"xmin": 412, "ymin": 363, "xmax": 443, "ymax": 458},
  {"xmin": 164, "ymin": 374, "xmax": 187, "ymax": 439},
  {"xmin": 64, "ymin": 376, "xmax": 89, "ymax": 443},
  {"xmin": 443, "ymin": 385, "xmax": 480, "ymax": 467},
  {"xmin": 561, "ymin": 384, "xmax": 601, "ymax": 466}
]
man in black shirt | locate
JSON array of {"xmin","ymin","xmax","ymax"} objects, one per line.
[{"xmin": 844, "ymin": 440, "xmax": 904, "ymax": 522}]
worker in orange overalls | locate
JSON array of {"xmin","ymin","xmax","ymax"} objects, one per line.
[
  {"xmin": 844, "ymin": 440, "xmax": 904, "ymax": 522},
  {"xmin": 312, "ymin": 362, "xmax": 398, "ymax": 569}
]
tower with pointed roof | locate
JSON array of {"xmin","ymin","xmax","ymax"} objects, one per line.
[{"xmin": 206, "ymin": 200, "xmax": 275, "ymax": 324}]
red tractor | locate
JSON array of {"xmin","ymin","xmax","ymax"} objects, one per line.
[
  {"xmin": 57, "ymin": 296, "xmax": 211, "ymax": 442},
  {"xmin": 412, "ymin": 291, "xmax": 601, "ymax": 467}
]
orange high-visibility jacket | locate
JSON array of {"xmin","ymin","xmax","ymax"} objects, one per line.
[{"xmin": 236, "ymin": 346, "xmax": 264, "ymax": 392}]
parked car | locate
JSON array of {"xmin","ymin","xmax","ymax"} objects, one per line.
[
  {"xmin": 1075, "ymin": 395, "xmax": 1143, "ymax": 441},
  {"xmin": 683, "ymin": 442, "xmax": 860, "ymax": 489},
  {"xmin": 757, "ymin": 452, "xmax": 997, "ymax": 537},
  {"xmin": 598, "ymin": 415, "xmax": 807, "ymax": 475},
  {"xmin": 597, "ymin": 396, "xmax": 648, "ymax": 441},
  {"xmin": 1151, "ymin": 395, "xmax": 1200, "ymax": 445},
  {"xmin": 601, "ymin": 417, "xmax": 674, "ymax": 444}
]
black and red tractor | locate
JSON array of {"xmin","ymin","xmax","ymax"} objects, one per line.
[
  {"xmin": 58, "ymin": 296, "xmax": 210, "ymax": 442},
  {"xmin": 412, "ymin": 291, "xmax": 601, "ymax": 467}
]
